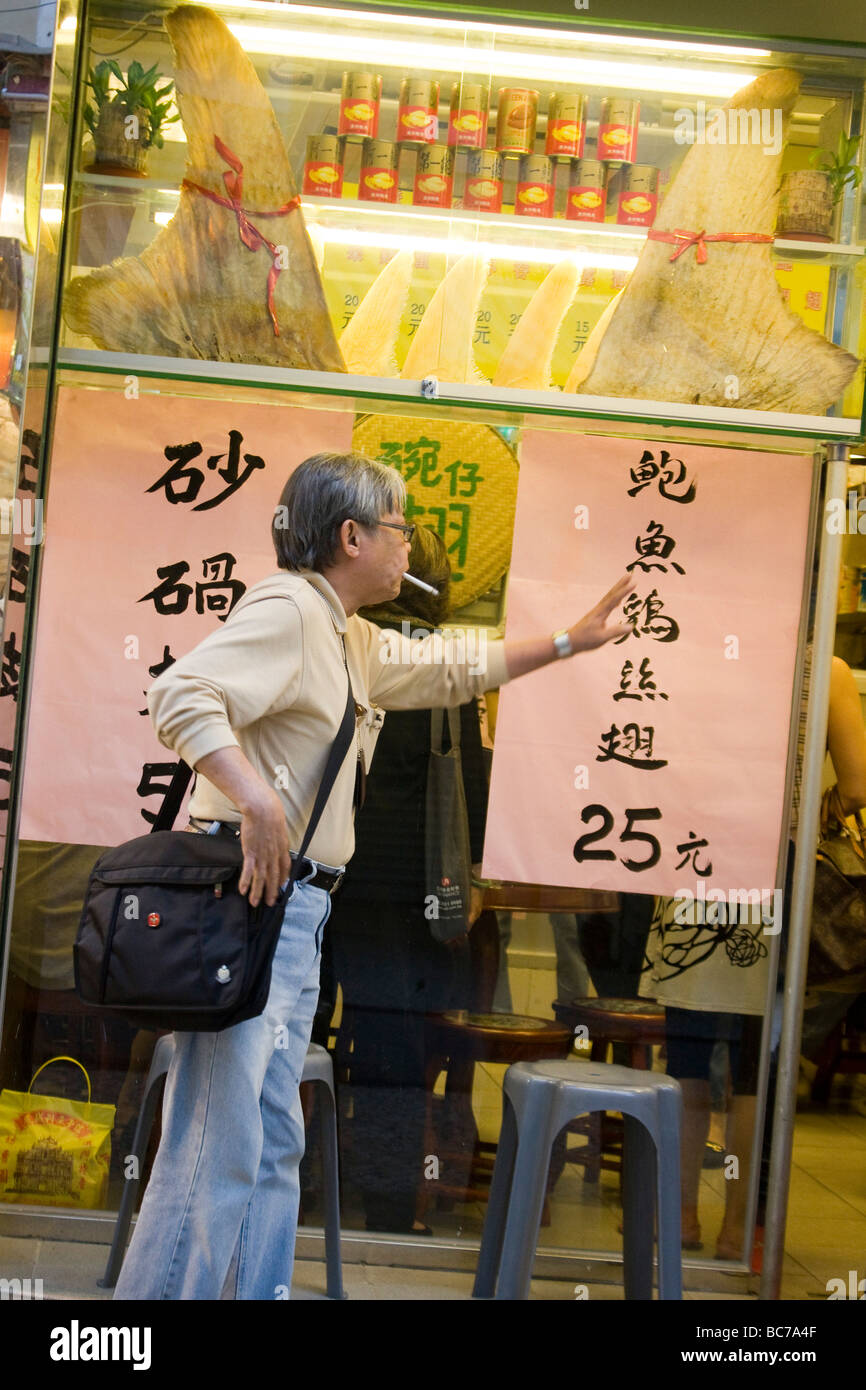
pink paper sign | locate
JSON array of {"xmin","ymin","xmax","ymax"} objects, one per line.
[
  {"xmin": 482, "ymin": 429, "xmax": 813, "ymax": 897},
  {"xmin": 19, "ymin": 387, "xmax": 352, "ymax": 845}
]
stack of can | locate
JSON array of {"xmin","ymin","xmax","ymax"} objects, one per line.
[{"xmin": 298, "ymin": 71, "xmax": 656, "ymax": 224}]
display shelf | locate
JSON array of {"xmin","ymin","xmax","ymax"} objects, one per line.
[
  {"xmin": 56, "ymin": 347, "xmax": 864, "ymax": 440},
  {"xmin": 65, "ymin": 174, "xmax": 866, "ymax": 267}
]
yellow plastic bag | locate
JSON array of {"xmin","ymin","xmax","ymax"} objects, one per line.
[{"xmin": 0, "ymin": 1056, "xmax": 115, "ymax": 1209}]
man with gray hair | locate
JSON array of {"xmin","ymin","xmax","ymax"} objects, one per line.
[{"xmin": 114, "ymin": 450, "xmax": 630, "ymax": 1301}]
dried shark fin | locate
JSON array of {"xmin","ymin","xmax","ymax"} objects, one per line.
[
  {"xmin": 401, "ymin": 254, "xmax": 489, "ymax": 384},
  {"xmin": 569, "ymin": 69, "xmax": 858, "ymax": 413},
  {"xmin": 494, "ymin": 259, "xmax": 579, "ymax": 390},
  {"xmin": 63, "ymin": 5, "xmax": 344, "ymax": 372},
  {"xmin": 565, "ymin": 289, "xmax": 623, "ymax": 393},
  {"xmin": 340, "ymin": 249, "xmax": 413, "ymax": 377}
]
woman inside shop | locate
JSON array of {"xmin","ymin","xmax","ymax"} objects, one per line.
[
  {"xmin": 643, "ymin": 650, "xmax": 866, "ymax": 1261},
  {"xmin": 326, "ymin": 526, "xmax": 488, "ymax": 1235}
]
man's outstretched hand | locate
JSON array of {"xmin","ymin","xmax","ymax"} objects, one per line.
[
  {"xmin": 503, "ymin": 574, "xmax": 632, "ymax": 681},
  {"xmin": 566, "ymin": 573, "xmax": 632, "ymax": 652}
]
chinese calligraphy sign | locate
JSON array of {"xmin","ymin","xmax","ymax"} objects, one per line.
[{"xmin": 482, "ymin": 430, "xmax": 813, "ymax": 897}]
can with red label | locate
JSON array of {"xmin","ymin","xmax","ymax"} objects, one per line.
[
  {"xmin": 302, "ymin": 134, "xmax": 346, "ymax": 197},
  {"xmin": 495, "ymin": 88, "xmax": 538, "ymax": 156},
  {"xmin": 413, "ymin": 144, "xmax": 454, "ymax": 208},
  {"xmin": 515, "ymin": 153, "xmax": 554, "ymax": 217},
  {"xmin": 397, "ymin": 78, "xmax": 440, "ymax": 144},
  {"xmin": 339, "ymin": 71, "xmax": 382, "ymax": 138},
  {"xmin": 597, "ymin": 97, "xmax": 640, "ymax": 163},
  {"xmin": 359, "ymin": 138, "xmax": 399, "ymax": 202},
  {"xmin": 616, "ymin": 163, "xmax": 659, "ymax": 225},
  {"xmin": 448, "ymin": 82, "xmax": 489, "ymax": 148},
  {"xmin": 566, "ymin": 158, "xmax": 606, "ymax": 222},
  {"xmin": 463, "ymin": 149, "xmax": 503, "ymax": 212},
  {"xmin": 545, "ymin": 92, "xmax": 586, "ymax": 159}
]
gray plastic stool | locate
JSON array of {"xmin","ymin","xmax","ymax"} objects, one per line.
[
  {"xmin": 100, "ymin": 1035, "xmax": 345, "ymax": 1299},
  {"xmin": 473, "ymin": 1058, "xmax": 682, "ymax": 1300}
]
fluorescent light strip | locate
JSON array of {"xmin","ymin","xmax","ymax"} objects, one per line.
[
  {"xmin": 192, "ymin": 1, "xmax": 771, "ymax": 57},
  {"xmin": 151, "ymin": 205, "xmax": 636, "ymax": 267},
  {"xmin": 227, "ymin": 24, "xmax": 752, "ymax": 95},
  {"xmin": 308, "ymin": 225, "xmax": 638, "ymax": 269}
]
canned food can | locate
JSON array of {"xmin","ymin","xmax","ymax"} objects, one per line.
[
  {"xmin": 398, "ymin": 77, "xmax": 440, "ymax": 144},
  {"xmin": 545, "ymin": 92, "xmax": 586, "ymax": 159},
  {"xmin": 413, "ymin": 143, "xmax": 454, "ymax": 207},
  {"xmin": 515, "ymin": 152, "xmax": 554, "ymax": 217},
  {"xmin": 617, "ymin": 164, "xmax": 659, "ymax": 225},
  {"xmin": 339, "ymin": 71, "xmax": 382, "ymax": 138},
  {"xmin": 448, "ymin": 81, "xmax": 489, "ymax": 148},
  {"xmin": 463, "ymin": 149, "xmax": 503, "ymax": 212},
  {"xmin": 496, "ymin": 88, "xmax": 538, "ymax": 155},
  {"xmin": 302, "ymin": 134, "xmax": 346, "ymax": 197},
  {"xmin": 566, "ymin": 158, "xmax": 606, "ymax": 222},
  {"xmin": 597, "ymin": 97, "xmax": 640, "ymax": 163},
  {"xmin": 359, "ymin": 138, "xmax": 399, "ymax": 202},
  {"xmin": 626, "ymin": 164, "xmax": 659, "ymax": 193}
]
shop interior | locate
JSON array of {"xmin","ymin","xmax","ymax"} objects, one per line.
[{"xmin": 0, "ymin": 0, "xmax": 864, "ymax": 1299}]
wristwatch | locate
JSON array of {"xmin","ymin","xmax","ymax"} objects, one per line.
[{"xmin": 552, "ymin": 629, "xmax": 573, "ymax": 659}]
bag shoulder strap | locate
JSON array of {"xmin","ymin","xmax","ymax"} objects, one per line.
[
  {"xmin": 151, "ymin": 677, "xmax": 355, "ymax": 869},
  {"xmin": 152, "ymin": 761, "xmax": 193, "ymax": 833},
  {"xmin": 289, "ymin": 678, "xmax": 355, "ymax": 889},
  {"xmin": 151, "ymin": 587, "xmax": 352, "ymax": 839},
  {"xmin": 430, "ymin": 706, "xmax": 462, "ymax": 754}
]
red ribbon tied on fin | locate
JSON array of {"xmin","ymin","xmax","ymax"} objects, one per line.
[
  {"xmin": 182, "ymin": 135, "xmax": 302, "ymax": 337},
  {"xmin": 648, "ymin": 227, "xmax": 774, "ymax": 264}
]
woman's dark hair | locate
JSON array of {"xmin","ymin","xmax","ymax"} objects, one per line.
[
  {"xmin": 360, "ymin": 525, "xmax": 451, "ymax": 627},
  {"xmin": 272, "ymin": 451, "xmax": 407, "ymax": 571}
]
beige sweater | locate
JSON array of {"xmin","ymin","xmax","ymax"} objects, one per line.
[{"xmin": 147, "ymin": 568, "xmax": 510, "ymax": 867}]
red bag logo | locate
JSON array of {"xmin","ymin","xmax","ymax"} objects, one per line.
[{"xmin": 147, "ymin": 912, "xmax": 161, "ymax": 928}]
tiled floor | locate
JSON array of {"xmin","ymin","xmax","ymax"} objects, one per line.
[
  {"xmin": 2, "ymin": 931, "xmax": 863, "ymax": 1300},
  {"xmin": 1, "ymin": 1094, "xmax": 862, "ymax": 1301}
]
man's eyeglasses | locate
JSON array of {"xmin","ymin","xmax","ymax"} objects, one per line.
[{"xmin": 376, "ymin": 521, "xmax": 416, "ymax": 543}]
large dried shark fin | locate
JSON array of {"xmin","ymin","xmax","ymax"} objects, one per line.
[
  {"xmin": 568, "ymin": 69, "xmax": 858, "ymax": 413},
  {"xmin": 63, "ymin": 5, "xmax": 344, "ymax": 371}
]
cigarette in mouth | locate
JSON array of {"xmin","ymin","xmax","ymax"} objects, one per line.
[{"xmin": 403, "ymin": 571, "xmax": 439, "ymax": 596}]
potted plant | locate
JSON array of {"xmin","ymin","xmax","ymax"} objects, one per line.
[
  {"xmin": 83, "ymin": 59, "xmax": 179, "ymax": 175},
  {"xmin": 776, "ymin": 133, "xmax": 863, "ymax": 242}
]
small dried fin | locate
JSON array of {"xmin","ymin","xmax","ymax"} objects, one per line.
[
  {"xmin": 564, "ymin": 290, "xmax": 624, "ymax": 394},
  {"xmin": 340, "ymin": 249, "xmax": 413, "ymax": 378},
  {"xmin": 401, "ymin": 254, "xmax": 489, "ymax": 385},
  {"xmin": 494, "ymin": 259, "xmax": 579, "ymax": 390}
]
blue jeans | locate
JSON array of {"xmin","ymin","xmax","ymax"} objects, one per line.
[{"xmin": 113, "ymin": 879, "xmax": 331, "ymax": 1300}]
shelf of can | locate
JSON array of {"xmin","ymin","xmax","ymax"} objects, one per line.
[{"xmin": 63, "ymin": 175, "xmax": 866, "ymax": 266}]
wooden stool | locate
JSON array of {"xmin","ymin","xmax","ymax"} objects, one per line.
[
  {"xmin": 552, "ymin": 998, "xmax": 666, "ymax": 1182},
  {"xmin": 810, "ymin": 993, "xmax": 866, "ymax": 1104},
  {"xmin": 424, "ymin": 1010, "xmax": 573, "ymax": 1206}
]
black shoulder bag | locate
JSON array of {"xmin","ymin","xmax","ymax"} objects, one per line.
[{"xmin": 74, "ymin": 681, "xmax": 355, "ymax": 1032}]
